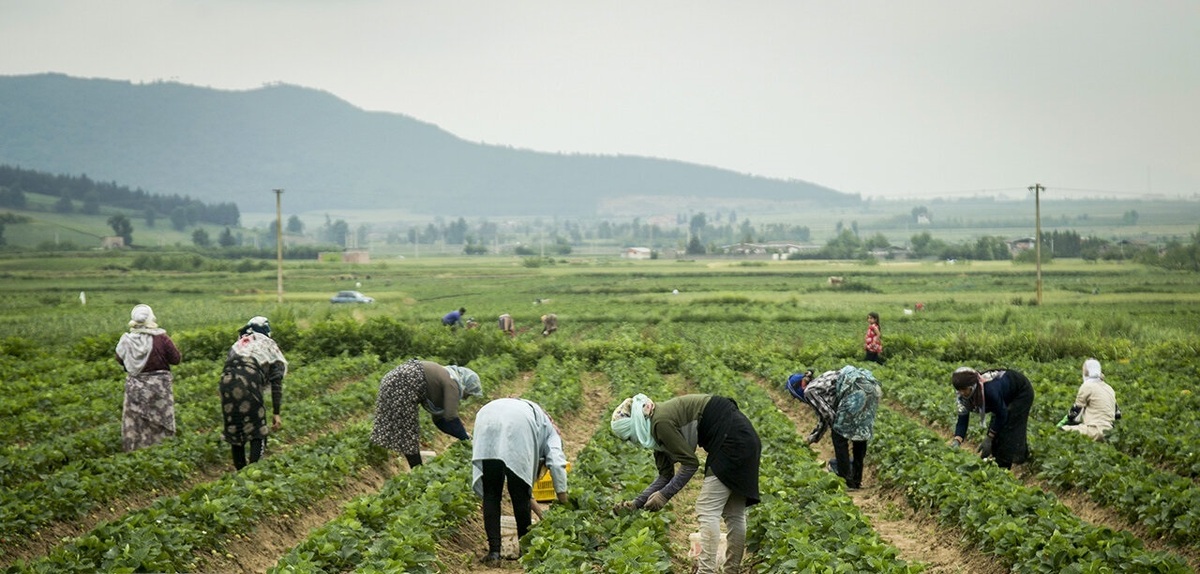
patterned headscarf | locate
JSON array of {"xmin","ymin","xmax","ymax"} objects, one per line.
[
  {"xmin": 444, "ymin": 365, "xmax": 482, "ymax": 399},
  {"xmin": 239, "ymin": 316, "xmax": 271, "ymax": 337},
  {"xmin": 609, "ymin": 394, "xmax": 658, "ymax": 449}
]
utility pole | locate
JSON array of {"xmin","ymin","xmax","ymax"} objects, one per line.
[
  {"xmin": 274, "ymin": 189, "xmax": 284, "ymax": 303},
  {"xmin": 1028, "ymin": 183, "xmax": 1044, "ymax": 305}
]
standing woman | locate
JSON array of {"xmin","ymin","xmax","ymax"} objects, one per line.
[
  {"xmin": 610, "ymin": 393, "xmax": 761, "ymax": 574},
  {"xmin": 219, "ymin": 316, "xmax": 288, "ymax": 470},
  {"xmin": 949, "ymin": 366, "xmax": 1035, "ymax": 469},
  {"xmin": 370, "ymin": 359, "xmax": 482, "ymax": 469},
  {"xmin": 115, "ymin": 304, "xmax": 182, "ymax": 451},
  {"xmin": 471, "ymin": 398, "xmax": 569, "ymax": 565},
  {"xmin": 864, "ymin": 311, "xmax": 884, "ymax": 364}
]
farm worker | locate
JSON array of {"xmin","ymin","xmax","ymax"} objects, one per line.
[
  {"xmin": 864, "ymin": 311, "xmax": 884, "ymax": 364},
  {"xmin": 789, "ymin": 366, "xmax": 883, "ymax": 490},
  {"xmin": 115, "ymin": 304, "xmax": 182, "ymax": 452},
  {"xmin": 498, "ymin": 313, "xmax": 515, "ymax": 337},
  {"xmin": 610, "ymin": 394, "xmax": 761, "ymax": 574},
  {"xmin": 442, "ymin": 307, "xmax": 467, "ymax": 329},
  {"xmin": 219, "ymin": 316, "xmax": 288, "ymax": 470},
  {"xmin": 540, "ymin": 313, "xmax": 558, "ymax": 336},
  {"xmin": 949, "ymin": 366, "xmax": 1035, "ymax": 469},
  {"xmin": 1057, "ymin": 358, "xmax": 1120, "ymax": 440},
  {"xmin": 471, "ymin": 398, "xmax": 569, "ymax": 566},
  {"xmin": 370, "ymin": 359, "xmax": 482, "ymax": 469}
]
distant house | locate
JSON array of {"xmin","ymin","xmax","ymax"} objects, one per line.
[
  {"xmin": 720, "ymin": 242, "xmax": 816, "ymax": 256},
  {"xmin": 100, "ymin": 236, "xmax": 125, "ymax": 249},
  {"xmin": 622, "ymin": 247, "xmax": 652, "ymax": 259},
  {"xmin": 1009, "ymin": 237, "xmax": 1037, "ymax": 253}
]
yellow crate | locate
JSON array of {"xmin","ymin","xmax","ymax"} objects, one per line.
[{"xmin": 533, "ymin": 462, "xmax": 571, "ymax": 502}]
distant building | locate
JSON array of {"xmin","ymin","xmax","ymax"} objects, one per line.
[
  {"xmin": 623, "ymin": 247, "xmax": 652, "ymax": 259},
  {"xmin": 100, "ymin": 236, "xmax": 125, "ymax": 249}
]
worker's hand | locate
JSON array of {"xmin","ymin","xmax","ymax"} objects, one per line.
[
  {"xmin": 530, "ymin": 499, "xmax": 545, "ymax": 520},
  {"xmin": 978, "ymin": 436, "xmax": 993, "ymax": 459},
  {"xmin": 643, "ymin": 491, "xmax": 668, "ymax": 512},
  {"xmin": 948, "ymin": 437, "xmax": 962, "ymax": 448},
  {"xmin": 612, "ymin": 500, "xmax": 636, "ymax": 516},
  {"xmin": 272, "ymin": 414, "xmax": 282, "ymax": 431},
  {"xmin": 556, "ymin": 491, "xmax": 569, "ymax": 507}
]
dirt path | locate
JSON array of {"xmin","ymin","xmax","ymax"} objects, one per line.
[{"xmin": 761, "ymin": 381, "xmax": 1007, "ymax": 574}]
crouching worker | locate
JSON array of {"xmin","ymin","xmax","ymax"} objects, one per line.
[
  {"xmin": 1058, "ymin": 358, "xmax": 1120, "ymax": 440},
  {"xmin": 610, "ymin": 394, "xmax": 761, "ymax": 574},
  {"xmin": 370, "ymin": 359, "xmax": 482, "ymax": 469},
  {"xmin": 472, "ymin": 398, "xmax": 568, "ymax": 566},
  {"xmin": 788, "ymin": 366, "xmax": 882, "ymax": 490}
]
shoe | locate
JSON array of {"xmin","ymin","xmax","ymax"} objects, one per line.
[
  {"xmin": 481, "ymin": 551, "xmax": 501, "ymax": 566},
  {"xmin": 827, "ymin": 459, "xmax": 837, "ymax": 473}
]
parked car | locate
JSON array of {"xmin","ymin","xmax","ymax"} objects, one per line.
[{"xmin": 330, "ymin": 290, "xmax": 374, "ymax": 304}]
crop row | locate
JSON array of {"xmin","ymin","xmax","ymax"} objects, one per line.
[
  {"xmin": 1, "ymin": 353, "xmax": 378, "ymax": 490},
  {"xmin": 0, "ymin": 354, "xmax": 384, "ymax": 541},
  {"xmin": 752, "ymin": 355, "xmax": 1193, "ymax": 572}
]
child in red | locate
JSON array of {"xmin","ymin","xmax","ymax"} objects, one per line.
[{"xmin": 864, "ymin": 312, "xmax": 884, "ymax": 364}]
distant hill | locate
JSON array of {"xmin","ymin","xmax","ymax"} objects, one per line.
[{"xmin": 0, "ymin": 73, "xmax": 856, "ymax": 216}]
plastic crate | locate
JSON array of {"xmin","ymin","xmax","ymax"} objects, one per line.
[{"xmin": 532, "ymin": 462, "xmax": 571, "ymax": 502}]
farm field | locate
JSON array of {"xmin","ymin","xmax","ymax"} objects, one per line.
[{"xmin": 1, "ymin": 253, "xmax": 1199, "ymax": 573}]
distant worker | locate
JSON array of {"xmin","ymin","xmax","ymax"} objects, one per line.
[
  {"xmin": 442, "ymin": 307, "xmax": 467, "ymax": 329},
  {"xmin": 541, "ymin": 313, "xmax": 558, "ymax": 336},
  {"xmin": 498, "ymin": 313, "xmax": 515, "ymax": 337},
  {"xmin": 864, "ymin": 312, "xmax": 884, "ymax": 364},
  {"xmin": 1057, "ymin": 358, "xmax": 1120, "ymax": 440}
]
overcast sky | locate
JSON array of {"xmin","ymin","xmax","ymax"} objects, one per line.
[{"xmin": 2, "ymin": 1, "xmax": 1197, "ymax": 200}]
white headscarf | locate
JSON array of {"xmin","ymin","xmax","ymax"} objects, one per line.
[
  {"xmin": 115, "ymin": 304, "xmax": 165, "ymax": 375},
  {"xmin": 1083, "ymin": 358, "xmax": 1104, "ymax": 384}
]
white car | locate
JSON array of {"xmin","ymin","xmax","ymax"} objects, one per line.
[{"xmin": 330, "ymin": 290, "xmax": 374, "ymax": 304}]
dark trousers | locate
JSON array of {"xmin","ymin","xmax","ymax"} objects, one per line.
[
  {"xmin": 231, "ymin": 438, "xmax": 265, "ymax": 470},
  {"xmin": 995, "ymin": 374, "xmax": 1035, "ymax": 469},
  {"xmin": 865, "ymin": 351, "xmax": 885, "ymax": 365},
  {"xmin": 481, "ymin": 459, "xmax": 533, "ymax": 554},
  {"xmin": 831, "ymin": 431, "xmax": 867, "ymax": 488}
]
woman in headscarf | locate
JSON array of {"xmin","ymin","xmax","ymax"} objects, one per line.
[
  {"xmin": 471, "ymin": 397, "xmax": 569, "ymax": 565},
  {"xmin": 115, "ymin": 304, "xmax": 182, "ymax": 452},
  {"xmin": 1057, "ymin": 358, "xmax": 1120, "ymax": 440},
  {"xmin": 610, "ymin": 393, "xmax": 761, "ymax": 574},
  {"xmin": 540, "ymin": 314, "xmax": 557, "ymax": 336},
  {"xmin": 949, "ymin": 366, "xmax": 1035, "ymax": 469},
  {"xmin": 370, "ymin": 359, "xmax": 482, "ymax": 469},
  {"xmin": 219, "ymin": 316, "xmax": 288, "ymax": 470}
]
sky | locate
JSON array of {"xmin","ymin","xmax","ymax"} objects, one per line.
[{"xmin": 2, "ymin": 1, "xmax": 1197, "ymax": 200}]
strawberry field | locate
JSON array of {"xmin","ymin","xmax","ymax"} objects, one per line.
[{"xmin": 1, "ymin": 254, "xmax": 1198, "ymax": 573}]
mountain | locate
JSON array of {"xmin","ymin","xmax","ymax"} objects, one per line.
[{"xmin": 0, "ymin": 73, "xmax": 856, "ymax": 216}]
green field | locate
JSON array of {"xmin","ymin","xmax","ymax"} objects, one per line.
[{"xmin": 2, "ymin": 254, "xmax": 1198, "ymax": 572}]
